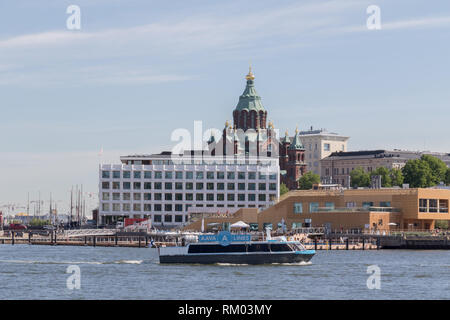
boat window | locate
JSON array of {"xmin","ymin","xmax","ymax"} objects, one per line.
[
  {"xmin": 247, "ymin": 243, "xmax": 270, "ymax": 252},
  {"xmin": 269, "ymin": 243, "xmax": 292, "ymax": 252},
  {"xmin": 288, "ymin": 243, "xmax": 304, "ymax": 251},
  {"xmin": 188, "ymin": 244, "xmax": 247, "ymax": 254}
]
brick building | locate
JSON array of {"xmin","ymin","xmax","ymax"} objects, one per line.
[{"xmin": 209, "ymin": 67, "xmax": 307, "ymax": 189}]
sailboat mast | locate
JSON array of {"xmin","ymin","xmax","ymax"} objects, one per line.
[
  {"xmin": 49, "ymin": 192, "xmax": 52, "ymax": 223},
  {"xmin": 70, "ymin": 186, "xmax": 73, "ymax": 226}
]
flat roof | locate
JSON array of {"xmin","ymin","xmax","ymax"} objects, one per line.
[{"xmin": 323, "ymin": 150, "xmax": 450, "ymax": 162}]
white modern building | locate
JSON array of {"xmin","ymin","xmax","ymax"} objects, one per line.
[{"xmin": 99, "ymin": 152, "xmax": 280, "ymax": 227}]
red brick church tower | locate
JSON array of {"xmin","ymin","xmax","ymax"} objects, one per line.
[
  {"xmin": 232, "ymin": 67, "xmax": 268, "ymax": 131},
  {"xmin": 281, "ymin": 127, "xmax": 307, "ymax": 189}
]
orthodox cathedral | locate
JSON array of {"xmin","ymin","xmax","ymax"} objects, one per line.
[{"xmin": 207, "ymin": 68, "xmax": 307, "ymax": 190}]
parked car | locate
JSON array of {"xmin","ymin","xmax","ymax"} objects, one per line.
[{"xmin": 9, "ymin": 223, "xmax": 27, "ymax": 230}]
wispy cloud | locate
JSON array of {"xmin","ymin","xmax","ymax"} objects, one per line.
[
  {"xmin": 382, "ymin": 16, "xmax": 450, "ymax": 30},
  {"xmin": 324, "ymin": 15, "xmax": 450, "ymax": 35},
  {"xmin": 0, "ymin": 1, "xmax": 360, "ymax": 50},
  {"xmin": 0, "ymin": 1, "xmax": 365, "ymax": 86},
  {"xmin": 2, "ymin": 1, "xmax": 450, "ymax": 87},
  {"xmin": 0, "ymin": 31, "xmax": 92, "ymax": 49}
]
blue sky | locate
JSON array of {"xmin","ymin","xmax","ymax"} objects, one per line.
[{"xmin": 1, "ymin": 0, "xmax": 450, "ymax": 214}]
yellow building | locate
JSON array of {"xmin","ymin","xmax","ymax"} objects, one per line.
[{"xmin": 184, "ymin": 188, "xmax": 450, "ymax": 232}]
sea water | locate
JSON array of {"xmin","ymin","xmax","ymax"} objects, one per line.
[{"xmin": 0, "ymin": 245, "xmax": 449, "ymax": 299}]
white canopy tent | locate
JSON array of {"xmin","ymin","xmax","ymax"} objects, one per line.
[{"xmin": 230, "ymin": 221, "xmax": 250, "ymax": 229}]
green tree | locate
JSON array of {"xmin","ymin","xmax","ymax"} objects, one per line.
[
  {"xmin": 298, "ymin": 171, "xmax": 320, "ymax": 190},
  {"xmin": 389, "ymin": 168, "xmax": 404, "ymax": 187},
  {"xmin": 29, "ymin": 219, "xmax": 51, "ymax": 227},
  {"xmin": 402, "ymin": 159, "xmax": 434, "ymax": 187},
  {"xmin": 350, "ymin": 167, "xmax": 370, "ymax": 188},
  {"xmin": 446, "ymin": 168, "xmax": 450, "ymax": 186},
  {"xmin": 435, "ymin": 220, "xmax": 449, "ymax": 230},
  {"xmin": 420, "ymin": 155, "xmax": 447, "ymax": 185},
  {"xmin": 370, "ymin": 167, "xmax": 392, "ymax": 187},
  {"xmin": 280, "ymin": 183, "xmax": 289, "ymax": 196}
]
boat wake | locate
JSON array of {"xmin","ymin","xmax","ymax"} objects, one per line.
[
  {"xmin": 0, "ymin": 259, "xmax": 103, "ymax": 265},
  {"xmin": 0, "ymin": 259, "xmax": 143, "ymax": 265},
  {"xmin": 214, "ymin": 261, "xmax": 312, "ymax": 266},
  {"xmin": 113, "ymin": 260, "xmax": 143, "ymax": 264},
  {"xmin": 270, "ymin": 261, "xmax": 312, "ymax": 266}
]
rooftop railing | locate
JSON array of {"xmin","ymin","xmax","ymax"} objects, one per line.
[{"xmin": 314, "ymin": 206, "xmax": 401, "ymax": 213}]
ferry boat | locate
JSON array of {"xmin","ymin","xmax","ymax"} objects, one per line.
[{"xmin": 158, "ymin": 231, "xmax": 315, "ymax": 264}]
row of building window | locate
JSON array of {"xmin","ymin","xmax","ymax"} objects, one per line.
[
  {"xmin": 419, "ymin": 199, "xmax": 449, "ymax": 213},
  {"xmin": 294, "ymin": 202, "xmax": 333, "ymax": 213},
  {"xmin": 293, "ymin": 201, "xmax": 393, "ymax": 213},
  {"xmin": 102, "ymin": 192, "xmax": 276, "ymax": 202},
  {"xmin": 306, "ymin": 143, "xmax": 344, "ymax": 152},
  {"xmin": 101, "ymin": 202, "xmax": 267, "ymax": 212},
  {"xmin": 103, "ymin": 203, "xmax": 184, "ymax": 212},
  {"xmin": 102, "ymin": 170, "xmax": 277, "ymax": 180},
  {"xmin": 325, "ymin": 167, "xmax": 375, "ymax": 176},
  {"xmin": 123, "ymin": 160, "xmax": 277, "ymax": 166},
  {"xmin": 101, "ymin": 181, "xmax": 277, "ymax": 191},
  {"xmin": 105, "ymin": 214, "xmax": 187, "ymax": 223}
]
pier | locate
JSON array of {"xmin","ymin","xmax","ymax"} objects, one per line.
[
  {"xmin": 0, "ymin": 229, "xmax": 196, "ymax": 248},
  {"xmin": 1, "ymin": 229, "xmax": 449, "ymax": 250},
  {"xmin": 300, "ymin": 231, "xmax": 450, "ymax": 250}
]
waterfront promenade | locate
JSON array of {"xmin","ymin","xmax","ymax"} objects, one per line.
[{"xmin": 2, "ymin": 229, "xmax": 448, "ymax": 250}]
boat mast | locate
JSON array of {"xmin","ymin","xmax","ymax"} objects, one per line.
[
  {"xmin": 70, "ymin": 186, "xmax": 73, "ymax": 227},
  {"xmin": 49, "ymin": 192, "xmax": 52, "ymax": 224},
  {"xmin": 80, "ymin": 184, "xmax": 83, "ymax": 225},
  {"xmin": 38, "ymin": 191, "xmax": 41, "ymax": 218}
]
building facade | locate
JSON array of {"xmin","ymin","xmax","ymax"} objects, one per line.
[
  {"xmin": 297, "ymin": 128, "xmax": 349, "ymax": 176},
  {"xmin": 99, "ymin": 153, "xmax": 280, "ymax": 227},
  {"xmin": 321, "ymin": 150, "xmax": 450, "ymax": 187},
  {"xmin": 184, "ymin": 188, "xmax": 450, "ymax": 232}
]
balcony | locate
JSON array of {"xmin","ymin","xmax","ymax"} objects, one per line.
[{"xmin": 314, "ymin": 206, "xmax": 401, "ymax": 213}]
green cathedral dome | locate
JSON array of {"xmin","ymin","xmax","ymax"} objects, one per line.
[{"xmin": 235, "ymin": 68, "xmax": 266, "ymax": 113}]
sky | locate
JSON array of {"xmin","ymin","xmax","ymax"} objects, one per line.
[{"xmin": 1, "ymin": 0, "xmax": 450, "ymax": 216}]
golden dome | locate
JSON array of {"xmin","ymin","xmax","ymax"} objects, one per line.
[{"xmin": 245, "ymin": 65, "xmax": 255, "ymax": 81}]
